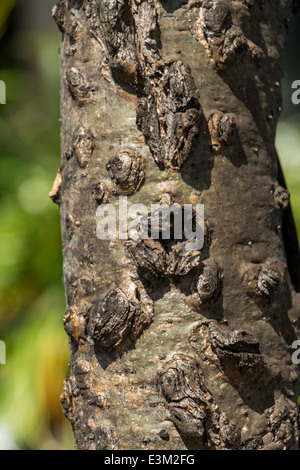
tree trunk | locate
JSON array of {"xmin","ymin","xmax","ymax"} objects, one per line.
[{"xmin": 52, "ymin": 0, "xmax": 300, "ymax": 450}]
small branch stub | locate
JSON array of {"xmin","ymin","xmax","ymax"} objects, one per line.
[{"xmin": 49, "ymin": 170, "xmax": 62, "ymax": 205}]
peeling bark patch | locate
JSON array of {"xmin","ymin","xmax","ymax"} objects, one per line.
[
  {"xmin": 158, "ymin": 354, "xmax": 240, "ymax": 448},
  {"xmin": 73, "ymin": 127, "xmax": 95, "ymax": 168},
  {"xmin": 89, "ymin": 281, "xmax": 153, "ymax": 355},
  {"xmin": 106, "ymin": 148, "xmax": 145, "ymax": 195}
]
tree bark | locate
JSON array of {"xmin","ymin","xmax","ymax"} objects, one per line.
[{"xmin": 52, "ymin": 0, "xmax": 300, "ymax": 450}]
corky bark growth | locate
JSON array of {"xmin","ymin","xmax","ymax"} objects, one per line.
[{"xmin": 52, "ymin": 0, "xmax": 300, "ymax": 450}]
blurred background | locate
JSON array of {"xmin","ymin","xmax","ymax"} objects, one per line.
[
  {"xmin": 0, "ymin": 0, "xmax": 72, "ymax": 450},
  {"xmin": 0, "ymin": 0, "xmax": 299, "ymax": 451}
]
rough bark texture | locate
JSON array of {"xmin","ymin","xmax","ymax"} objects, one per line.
[{"xmin": 52, "ymin": 0, "xmax": 300, "ymax": 450}]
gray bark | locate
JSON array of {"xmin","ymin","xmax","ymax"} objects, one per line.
[{"xmin": 52, "ymin": 0, "xmax": 300, "ymax": 450}]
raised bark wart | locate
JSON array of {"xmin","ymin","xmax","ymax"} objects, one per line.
[
  {"xmin": 243, "ymin": 263, "xmax": 281, "ymax": 299},
  {"xmin": 126, "ymin": 206, "xmax": 210, "ymax": 278},
  {"xmin": 208, "ymin": 112, "xmax": 236, "ymax": 151},
  {"xmin": 136, "ymin": 60, "xmax": 203, "ymax": 170},
  {"xmin": 201, "ymin": 1, "xmax": 232, "ymax": 34},
  {"xmin": 196, "ymin": 262, "xmax": 221, "ymax": 303},
  {"xmin": 195, "ymin": 0, "xmax": 262, "ymax": 70},
  {"xmin": 273, "ymin": 185, "xmax": 290, "ymax": 210},
  {"xmin": 64, "ymin": 306, "xmax": 88, "ymax": 343},
  {"xmin": 158, "ymin": 354, "xmax": 240, "ymax": 448},
  {"xmin": 72, "ymin": 127, "xmax": 95, "ymax": 168},
  {"xmin": 242, "ymin": 395, "xmax": 299, "ymax": 450},
  {"xmin": 64, "ymin": 10, "xmax": 82, "ymax": 41},
  {"xmin": 207, "ymin": 322, "xmax": 264, "ymax": 384},
  {"xmin": 106, "ymin": 148, "xmax": 145, "ymax": 195},
  {"xmin": 52, "ymin": 1, "xmax": 67, "ymax": 33},
  {"xmin": 66, "ymin": 213, "xmax": 76, "ymax": 240},
  {"xmin": 66, "ymin": 67, "xmax": 97, "ymax": 106},
  {"xmin": 60, "ymin": 375, "xmax": 80, "ymax": 426},
  {"xmin": 89, "ymin": 281, "xmax": 153, "ymax": 355},
  {"xmin": 92, "ymin": 182, "xmax": 107, "ymax": 205}
]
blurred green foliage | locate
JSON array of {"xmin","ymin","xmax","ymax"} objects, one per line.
[
  {"xmin": 0, "ymin": 4, "xmax": 73, "ymax": 450},
  {"xmin": 276, "ymin": 121, "xmax": 300, "ymax": 238},
  {"xmin": 0, "ymin": 0, "xmax": 16, "ymax": 37}
]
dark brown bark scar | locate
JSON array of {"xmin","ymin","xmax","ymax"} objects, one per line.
[
  {"xmin": 92, "ymin": 182, "xmax": 106, "ymax": 205},
  {"xmin": 136, "ymin": 60, "xmax": 204, "ymax": 170}
]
